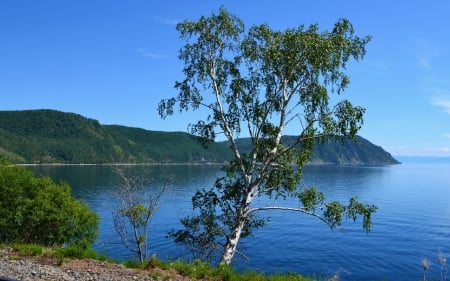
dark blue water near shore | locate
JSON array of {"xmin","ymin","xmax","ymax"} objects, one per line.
[{"xmin": 30, "ymin": 162, "xmax": 450, "ymax": 281}]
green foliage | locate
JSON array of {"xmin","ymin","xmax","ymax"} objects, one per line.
[
  {"xmin": 7, "ymin": 243, "xmax": 106, "ymax": 262},
  {"xmin": 0, "ymin": 109, "xmax": 232, "ymax": 164},
  {"xmin": 12, "ymin": 243, "xmax": 44, "ymax": 256},
  {"xmin": 2, "ymin": 243, "xmax": 317, "ymax": 280},
  {"xmin": 0, "ymin": 164, "xmax": 99, "ymax": 248},
  {"xmin": 308, "ymin": 136, "xmax": 400, "ymax": 164},
  {"xmin": 166, "ymin": 259, "xmax": 316, "ymax": 281},
  {"xmin": 123, "ymin": 259, "xmax": 143, "ymax": 269},
  {"xmin": 54, "ymin": 245, "xmax": 108, "ymax": 260},
  {"xmin": 161, "ymin": 7, "xmax": 378, "ymax": 265},
  {"xmin": 169, "ymin": 211, "xmax": 223, "ymax": 263},
  {"xmin": 141, "ymin": 255, "xmax": 166, "ymax": 269}
]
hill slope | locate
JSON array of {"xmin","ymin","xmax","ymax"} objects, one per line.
[
  {"xmin": 0, "ymin": 109, "xmax": 399, "ymax": 164},
  {"xmin": 0, "ymin": 110, "xmax": 230, "ymax": 164}
]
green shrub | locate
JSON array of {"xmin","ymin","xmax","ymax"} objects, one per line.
[
  {"xmin": 214, "ymin": 264, "xmax": 236, "ymax": 281},
  {"xmin": 0, "ymin": 164, "xmax": 99, "ymax": 248},
  {"xmin": 142, "ymin": 255, "xmax": 163, "ymax": 269},
  {"xmin": 170, "ymin": 260, "xmax": 192, "ymax": 276}
]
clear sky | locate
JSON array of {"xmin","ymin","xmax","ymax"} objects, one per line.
[{"xmin": 1, "ymin": 1, "xmax": 450, "ymax": 157}]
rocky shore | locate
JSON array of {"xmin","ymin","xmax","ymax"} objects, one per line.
[{"xmin": 0, "ymin": 248, "xmax": 190, "ymax": 281}]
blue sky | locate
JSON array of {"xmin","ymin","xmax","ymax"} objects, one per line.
[{"xmin": 1, "ymin": 1, "xmax": 450, "ymax": 157}]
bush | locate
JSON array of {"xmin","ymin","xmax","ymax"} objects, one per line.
[{"xmin": 0, "ymin": 163, "xmax": 99, "ymax": 248}]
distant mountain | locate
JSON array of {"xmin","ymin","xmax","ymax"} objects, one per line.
[
  {"xmin": 0, "ymin": 109, "xmax": 399, "ymax": 165},
  {"xmin": 228, "ymin": 136, "xmax": 400, "ymax": 165},
  {"xmin": 310, "ymin": 136, "xmax": 400, "ymax": 165}
]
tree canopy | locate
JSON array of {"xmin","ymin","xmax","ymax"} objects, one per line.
[{"xmin": 160, "ymin": 7, "xmax": 376, "ymax": 265}]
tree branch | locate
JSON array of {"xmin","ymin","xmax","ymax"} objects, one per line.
[{"xmin": 247, "ymin": 206, "xmax": 329, "ymax": 225}]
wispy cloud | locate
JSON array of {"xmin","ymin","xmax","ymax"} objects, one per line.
[
  {"xmin": 362, "ymin": 58, "xmax": 392, "ymax": 76},
  {"xmin": 137, "ymin": 48, "xmax": 168, "ymax": 60},
  {"xmin": 418, "ymin": 56, "xmax": 433, "ymax": 71},
  {"xmin": 431, "ymin": 97, "xmax": 450, "ymax": 114},
  {"xmin": 407, "ymin": 38, "xmax": 439, "ymax": 71},
  {"xmin": 153, "ymin": 16, "xmax": 179, "ymax": 26}
]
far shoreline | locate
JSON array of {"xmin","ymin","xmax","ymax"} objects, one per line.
[
  {"xmin": 16, "ymin": 162, "xmax": 227, "ymax": 167},
  {"xmin": 16, "ymin": 161, "xmax": 401, "ymax": 167}
]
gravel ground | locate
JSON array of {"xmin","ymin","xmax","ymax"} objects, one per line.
[{"xmin": 0, "ymin": 248, "xmax": 191, "ymax": 281}]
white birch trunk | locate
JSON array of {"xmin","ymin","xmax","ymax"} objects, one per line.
[
  {"xmin": 220, "ymin": 217, "xmax": 246, "ymax": 265},
  {"xmin": 220, "ymin": 182, "xmax": 256, "ymax": 265}
]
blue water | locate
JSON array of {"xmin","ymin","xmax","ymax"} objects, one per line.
[{"xmin": 30, "ymin": 163, "xmax": 450, "ymax": 281}]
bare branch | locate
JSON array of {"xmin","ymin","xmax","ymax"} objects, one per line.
[
  {"xmin": 112, "ymin": 165, "xmax": 171, "ymax": 262},
  {"xmin": 247, "ymin": 206, "xmax": 329, "ymax": 225}
]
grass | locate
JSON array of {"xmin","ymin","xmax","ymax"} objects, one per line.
[
  {"xmin": 54, "ymin": 245, "xmax": 109, "ymax": 261},
  {"xmin": 136, "ymin": 258, "xmax": 317, "ymax": 281},
  {"xmin": 2, "ymin": 243, "xmax": 318, "ymax": 281},
  {"xmin": 11, "ymin": 243, "xmax": 44, "ymax": 256},
  {"xmin": 7, "ymin": 243, "xmax": 108, "ymax": 262},
  {"xmin": 5, "ymin": 243, "xmax": 449, "ymax": 280}
]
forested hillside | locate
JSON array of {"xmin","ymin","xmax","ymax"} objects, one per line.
[
  {"xmin": 0, "ymin": 110, "xmax": 231, "ymax": 163},
  {"xmin": 0, "ymin": 110, "xmax": 399, "ymax": 164},
  {"xmin": 232, "ymin": 136, "xmax": 400, "ymax": 165}
]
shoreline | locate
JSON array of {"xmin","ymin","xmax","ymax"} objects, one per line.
[
  {"xmin": 15, "ymin": 161, "xmax": 400, "ymax": 167},
  {"xmin": 16, "ymin": 162, "xmax": 227, "ymax": 167}
]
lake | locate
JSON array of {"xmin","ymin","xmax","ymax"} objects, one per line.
[{"xmin": 29, "ymin": 162, "xmax": 450, "ymax": 281}]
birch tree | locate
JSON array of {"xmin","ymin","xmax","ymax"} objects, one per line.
[{"xmin": 160, "ymin": 7, "xmax": 377, "ymax": 265}]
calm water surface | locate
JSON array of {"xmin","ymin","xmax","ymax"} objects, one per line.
[{"xmin": 30, "ymin": 163, "xmax": 450, "ymax": 281}]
